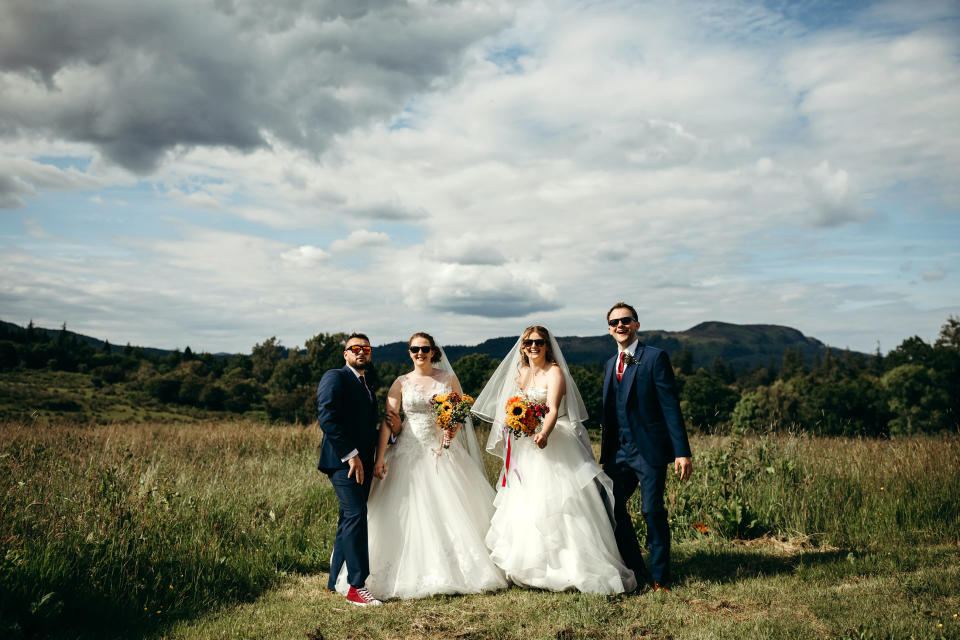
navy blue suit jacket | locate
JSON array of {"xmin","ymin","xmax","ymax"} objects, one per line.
[
  {"xmin": 316, "ymin": 366, "xmax": 379, "ymax": 473},
  {"xmin": 600, "ymin": 344, "xmax": 691, "ymax": 467}
]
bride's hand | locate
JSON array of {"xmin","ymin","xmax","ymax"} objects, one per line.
[
  {"xmin": 533, "ymin": 430, "xmax": 550, "ymax": 449},
  {"xmin": 373, "ymin": 460, "xmax": 387, "ymax": 479}
]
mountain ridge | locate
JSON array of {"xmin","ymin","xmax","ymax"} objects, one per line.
[{"xmin": 1, "ymin": 318, "xmax": 860, "ymax": 371}]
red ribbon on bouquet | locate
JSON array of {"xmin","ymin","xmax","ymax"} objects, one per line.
[{"xmin": 500, "ymin": 426, "xmax": 521, "ymax": 487}]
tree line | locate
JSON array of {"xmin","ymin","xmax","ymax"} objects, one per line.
[{"xmin": 1, "ymin": 317, "xmax": 957, "ymax": 435}]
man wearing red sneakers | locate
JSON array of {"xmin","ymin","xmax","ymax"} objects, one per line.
[{"xmin": 317, "ymin": 333, "xmax": 383, "ymax": 606}]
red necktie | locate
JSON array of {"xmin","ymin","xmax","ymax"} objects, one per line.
[{"xmin": 617, "ymin": 352, "xmax": 625, "ymax": 382}]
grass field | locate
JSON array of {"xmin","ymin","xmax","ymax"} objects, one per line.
[{"xmin": 1, "ymin": 420, "xmax": 958, "ymax": 639}]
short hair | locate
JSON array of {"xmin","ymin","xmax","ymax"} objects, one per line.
[
  {"xmin": 345, "ymin": 332, "xmax": 370, "ymax": 347},
  {"xmin": 607, "ymin": 302, "xmax": 638, "ymax": 321},
  {"xmin": 408, "ymin": 331, "xmax": 442, "ymax": 363},
  {"xmin": 519, "ymin": 325, "xmax": 556, "ymax": 367}
]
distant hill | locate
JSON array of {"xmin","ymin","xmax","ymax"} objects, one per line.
[
  {"xmin": 2, "ymin": 319, "xmax": 861, "ymax": 371},
  {"xmin": 0, "ymin": 320, "xmax": 175, "ymax": 358},
  {"xmin": 375, "ymin": 321, "xmax": 859, "ymax": 370}
]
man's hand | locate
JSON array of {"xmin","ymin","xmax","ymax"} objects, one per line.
[
  {"xmin": 674, "ymin": 456, "xmax": 692, "ymax": 482},
  {"xmin": 347, "ymin": 456, "xmax": 365, "ymax": 485}
]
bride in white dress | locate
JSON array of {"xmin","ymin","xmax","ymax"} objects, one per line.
[
  {"xmin": 338, "ymin": 332, "xmax": 506, "ymax": 599},
  {"xmin": 473, "ymin": 325, "xmax": 636, "ymax": 594}
]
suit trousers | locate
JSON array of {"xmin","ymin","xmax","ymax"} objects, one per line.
[
  {"xmin": 326, "ymin": 465, "xmax": 373, "ymax": 590},
  {"xmin": 605, "ymin": 439, "xmax": 670, "ymax": 586}
]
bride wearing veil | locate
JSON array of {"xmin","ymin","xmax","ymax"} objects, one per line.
[
  {"xmin": 473, "ymin": 325, "xmax": 636, "ymax": 594},
  {"xmin": 337, "ymin": 331, "xmax": 506, "ymax": 599}
]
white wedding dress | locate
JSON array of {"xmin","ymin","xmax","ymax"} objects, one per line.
[
  {"xmin": 485, "ymin": 387, "xmax": 637, "ymax": 594},
  {"xmin": 338, "ymin": 371, "xmax": 507, "ymax": 599}
]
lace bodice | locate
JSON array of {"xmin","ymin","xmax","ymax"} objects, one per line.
[{"xmin": 394, "ymin": 371, "xmax": 457, "ymax": 453}]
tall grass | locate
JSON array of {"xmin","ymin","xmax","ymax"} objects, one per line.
[
  {"xmin": 0, "ymin": 420, "xmax": 334, "ymax": 637},
  {"xmin": 662, "ymin": 433, "xmax": 960, "ymax": 547},
  {"xmin": 1, "ymin": 420, "xmax": 957, "ymax": 637}
]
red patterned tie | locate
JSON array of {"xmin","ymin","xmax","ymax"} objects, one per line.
[{"xmin": 616, "ymin": 352, "xmax": 625, "ymax": 382}]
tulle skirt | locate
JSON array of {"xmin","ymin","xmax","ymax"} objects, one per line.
[
  {"xmin": 485, "ymin": 417, "xmax": 636, "ymax": 594},
  {"xmin": 338, "ymin": 434, "xmax": 507, "ymax": 599}
]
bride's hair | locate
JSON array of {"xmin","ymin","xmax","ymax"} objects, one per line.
[
  {"xmin": 518, "ymin": 325, "xmax": 557, "ymax": 367},
  {"xmin": 408, "ymin": 331, "xmax": 442, "ymax": 363}
]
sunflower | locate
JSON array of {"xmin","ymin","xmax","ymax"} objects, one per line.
[{"xmin": 504, "ymin": 395, "xmax": 528, "ymax": 433}]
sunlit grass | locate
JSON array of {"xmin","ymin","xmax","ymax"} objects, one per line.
[{"xmin": 1, "ymin": 420, "xmax": 958, "ymax": 638}]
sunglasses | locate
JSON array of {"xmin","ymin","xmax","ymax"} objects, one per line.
[
  {"xmin": 608, "ymin": 316, "xmax": 635, "ymax": 327},
  {"xmin": 523, "ymin": 339, "xmax": 546, "ymax": 347},
  {"xmin": 347, "ymin": 345, "xmax": 372, "ymax": 354},
  {"xmin": 408, "ymin": 346, "xmax": 433, "ymax": 354}
]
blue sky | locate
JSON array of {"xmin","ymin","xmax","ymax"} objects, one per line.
[{"xmin": 1, "ymin": 0, "xmax": 958, "ymax": 354}]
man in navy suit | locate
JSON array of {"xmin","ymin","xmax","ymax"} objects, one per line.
[
  {"xmin": 316, "ymin": 332, "xmax": 382, "ymax": 606},
  {"xmin": 600, "ymin": 302, "xmax": 692, "ymax": 592}
]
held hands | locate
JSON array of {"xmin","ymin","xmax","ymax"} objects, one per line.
[
  {"xmin": 347, "ymin": 456, "xmax": 365, "ymax": 485},
  {"xmin": 373, "ymin": 459, "xmax": 387, "ymax": 480},
  {"xmin": 674, "ymin": 456, "xmax": 692, "ymax": 482}
]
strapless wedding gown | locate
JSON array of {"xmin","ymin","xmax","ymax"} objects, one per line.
[
  {"xmin": 485, "ymin": 388, "xmax": 637, "ymax": 594},
  {"xmin": 338, "ymin": 372, "xmax": 506, "ymax": 599}
]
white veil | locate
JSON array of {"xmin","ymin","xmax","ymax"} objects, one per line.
[
  {"xmin": 471, "ymin": 328, "xmax": 589, "ymax": 457},
  {"xmin": 435, "ymin": 346, "xmax": 485, "ymax": 472}
]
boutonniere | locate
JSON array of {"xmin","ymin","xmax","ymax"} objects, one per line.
[{"xmin": 622, "ymin": 351, "xmax": 640, "ymax": 366}]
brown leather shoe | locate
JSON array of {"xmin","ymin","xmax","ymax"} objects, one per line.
[{"xmin": 653, "ymin": 582, "xmax": 671, "ymax": 593}]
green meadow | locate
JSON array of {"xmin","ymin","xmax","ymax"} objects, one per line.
[{"xmin": 1, "ymin": 420, "xmax": 958, "ymax": 639}]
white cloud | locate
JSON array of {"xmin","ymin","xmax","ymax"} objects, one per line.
[
  {"xmin": 402, "ymin": 262, "xmax": 560, "ymax": 318},
  {"xmin": 0, "ymin": 174, "xmax": 34, "ymax": 209},
  {"xmin": 921, "ymin": 267, "xmax": 946, "ymax": 282},
  {"xmin": 281, "ymin": 245, "xmax": 330, "ymax": 266},
  {"xmin": 330, "ymin": 230, "xmax": 390, "ymax": 252},
  {"xmin": 0, "ymin": 0, "xmax": 958, "ymax": 354},
  {"xmin": 422, "ymin": 235, "xmax": 507, "ymax": 266},
  {"xmin": 22, "ymin": 216, "xmax": 49, "ymax": 238}
]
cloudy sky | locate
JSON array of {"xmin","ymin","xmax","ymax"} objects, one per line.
[{"xmin": 1, "ymin": 0, "xmax": 958, "ymax": 355}]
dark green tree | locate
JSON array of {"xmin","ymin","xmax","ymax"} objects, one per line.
[
  {"xmin": 680, "ymin": 368, "xmax": 739, "ymax": 430},
  {"xmin": 452, "ymin": 353, "xmax": 500, "ymax": 398},
  {"xmin": 251, "ymin": 337, "xmax": 283, "ymax": 383}
]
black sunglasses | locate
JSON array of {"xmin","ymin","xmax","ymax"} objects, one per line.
[
  {"xmin": 523, "ymin": 339, "xmax": 546, "ymax": 347},
  {"xmin": 608, "ymin": 316, "xmax": 635, "ymax": 327},
  {"xmin": 409, "ymin": 346, "xmax": 433, "ymax": 353},
  {"xmin": 347, "ymin": 345, "xmax": 372, "ymax": 354}
]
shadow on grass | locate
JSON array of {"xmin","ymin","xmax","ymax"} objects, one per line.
[
  {"xmin": 1, "ymin": 564, "xmax": 295, "ymax": 640},
  {"xmin": 673, "ymin": 545, "xmax": 852, "ymax": 584}
]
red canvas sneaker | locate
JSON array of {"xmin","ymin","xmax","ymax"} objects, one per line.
[{"xmin": 346, "ymin": 585, "xmax": 382, "ymax": 606}]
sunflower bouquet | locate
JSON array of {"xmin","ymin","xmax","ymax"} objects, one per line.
[
  {"xmin": 504, "ymin": 394, "xmax": 550, "ymax": 438},
  {"xmin": 430, "ymin": 392, "xmax": 475, "ymax": 449}
]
